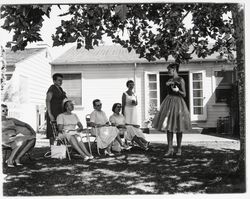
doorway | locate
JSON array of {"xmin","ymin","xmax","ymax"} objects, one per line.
[{"xmin": 159, "ymin": 71, "xmax": 190, "ymax": 110}]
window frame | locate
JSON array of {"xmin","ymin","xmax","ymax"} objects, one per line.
[
  {"xmin": 213, "ymin": 70, "xmax": 234, "ymax": 104},
  {"xmin": 60, "ymin": 72, "xmax": 83, "ymax": 106}
]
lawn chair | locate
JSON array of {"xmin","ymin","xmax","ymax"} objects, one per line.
[{"xmin": 85, "ymin": 114, "xmax": 100, "ymax": 155}]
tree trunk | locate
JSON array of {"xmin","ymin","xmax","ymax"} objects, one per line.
[{"xmin": 232, "ymin": 3, "xmax": 245, "ymax": 175}]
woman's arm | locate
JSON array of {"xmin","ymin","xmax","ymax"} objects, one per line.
[
  {"xmin": 46, "ymin": 91, "xmax": 55, "ymax": 121},
  {"xmin": 89, "ymin": 122, "xmax": 106, "ymax": 128},
  {"xmin": 76, "ymin": 122, "xmax": 84, "ymax": 132},
  {"xmin": 134, "ymin": 94, "xmax": 138, "ymax": 106},
  {"xmin": 57, "ymin": 124, "xmax": 64, "ymax": 134},
  {"xmin": 122, "ymin": 93, "xmax": 126, "ymax": 115},
  {"xmin": 12, "ymin": 118, "xmax": 36, "ymax": 135},
  {"xmin": 177, "ymin": 78, "xmax": 186, "ymax": 98},
  {"xmin": 125, "ymin": 123, "xmax": 140, "ymax": 128}
]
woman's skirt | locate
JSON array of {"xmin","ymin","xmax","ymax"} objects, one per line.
[
  {"xmin": 58, "ymin": 130, "xmax": 80, "ymax": 143},
  {"xmin": 152, "ymin": 95, "xmax": 191, "ymax": 133},
  {"xmin": 125, "ymin": 125, "xmax": 145, "ymax": 141},
  {"xmin": 2, "ymin": 129, "xmax": 35, "ymax": 149},
  {"xmin": 94, "ymin": 126, "xmax": 119, "ymax": 149},
  {"xmin": 124, "ymin": 105, "xmax": 138, "ymax": 125}
]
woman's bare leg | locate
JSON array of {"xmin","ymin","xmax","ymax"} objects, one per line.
[
  {"xmin": 15, "ymin": 139, "xmax": 36, "ymax": 163},
  {"xmin": 74, "ymin": 135, "xmax": 92, "ymax": 156},
  {"xmin": 132, "ymin": 136, "xmax": 146, "ymax": 149},
  {"xmin": 176, "ymin": 132, "xmax": 183, "ymax": 155},
  {"xmin": 165, "ymin": 131, "xmax": 174, "ymax": 156},
  {"xmin": 115, "ymin": 135, "xmax": 125, "ymax": 146},
  {"xmin": 7, "ymin": 141, "xmax": 24, "ymax": 166},
  {"xmin": 69, "ymin": 136, "xmax": 87, "ymax": 158}
]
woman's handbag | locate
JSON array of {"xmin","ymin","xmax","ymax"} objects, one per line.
[{"xmin": 51, "ymin": 144, "xmax": 67, "ymax": 159}]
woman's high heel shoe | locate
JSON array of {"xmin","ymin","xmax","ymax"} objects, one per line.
[
  {"xmin": 104, "ymin": 150, "xmax": 115, "ymax": 157},
  {"xmin": 15, "ymin": 160, "xmax": 23, "ymax": 166},
  {"xmin": 6, "ymin": 160, "xmax": 15, "ymax": 168},
  {"xmin": 164, "ymin": 149, "xmax": 174, "ymax": 157},
  {"xmin": 176, "ymin": 149, "xmax": 182, "ymax": 156}
]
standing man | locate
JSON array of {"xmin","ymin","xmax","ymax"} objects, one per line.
[{"xmin": 46, "ymin": 73, "xmax": 67, "ymax": 145}]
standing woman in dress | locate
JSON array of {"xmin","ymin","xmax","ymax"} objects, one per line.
[
  {"xmin": 152, "ymin": 63, "xmax": 191, "ymax": 157},
  {"xmin": 122, "ymin": 80, "xmax": 138, "ymax": 125},
  {"xmin": 46, "ymin": 73, "xmax": 67, "ymax": 145}
]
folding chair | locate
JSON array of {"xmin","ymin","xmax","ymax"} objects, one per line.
[
  {"xmin": 50, "ymin": 121, "xmax": 71, "ymax": 160},
  {"xmin": 85, "ymin": 114, "xmax": 100, "ymax": 155}
]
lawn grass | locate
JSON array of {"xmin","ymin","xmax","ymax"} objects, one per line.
[{"xmin": 2, "ymin": 142, "xmax": 245, "ymax": 196}]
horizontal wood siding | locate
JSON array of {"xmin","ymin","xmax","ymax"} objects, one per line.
[{"xmin": 15, "ymin": 49, "xmax": 52, "ymax": 105}]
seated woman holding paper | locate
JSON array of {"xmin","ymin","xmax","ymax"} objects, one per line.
[
  {"xmin": 109, "ymin": 103, "xmax": 149, "ymax": 150},
  {"xmin": 1, "ymin": 104, "xmax": 36, "ymax": 167},
  {"xmin": 56, "ymin": 99, "xmax": 93, "ymax": 160}
]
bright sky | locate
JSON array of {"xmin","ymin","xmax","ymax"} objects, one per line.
[{"xmin": 0, "ymin": 5, "xmax": 115, "ymax": 59}]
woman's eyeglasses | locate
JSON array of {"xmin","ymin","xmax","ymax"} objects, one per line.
[{"xmin": 116, "ymin": 106, "xmax": 121, "ymax": 108}]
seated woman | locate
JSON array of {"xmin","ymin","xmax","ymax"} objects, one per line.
[
  {"xmin": 109, "ymin": 103, "xmax": 150, "ymax": 150},
  {"xmin": 1, "ymin": 104, "xmax": 36, "ymax": 167},
  {"xmin": 56, "ymin": 99, "xmax": 93, "ymax": 160},
  {"xmin": 90, "ymin": 99, "xmax": 128, "ymax": 156}
]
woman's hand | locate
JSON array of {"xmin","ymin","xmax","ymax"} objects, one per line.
[
  {"xmin": 133, "ymin": 124, "xmax": 140, "ymax": 128},
  {"xmin": 49, "ymin": 114, "xmax": 55, "ymax": 121},
  {"xmin": 171, "ymin": 85, "xmax": 179, "ymax": 92},
  {"xmin": 76, "ymin": 128, "xmax": 83, "ymax": 132},
  {"xmin": 166, "ymin": 81, "xmax": 174, "ymax": 86}
]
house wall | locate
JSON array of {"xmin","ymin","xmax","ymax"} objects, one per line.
[
  {"xmin": 52, "ymin": 61, "xmax": 235, "ymax": 129},
  {"xmin": 15, "ymin": 49, "xmax": 52, "ymax": 105},
  {"xmin": 8, "ymin": 49, "xmax": 52, "ymax": 129},
  {"xmin": 52, "ymin": 64, "xmax": 140, "ymax": 126}
]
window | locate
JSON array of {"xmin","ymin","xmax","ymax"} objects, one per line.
[
  {"xmin": 148, "ymin": 74, "xmax": 158, "ymax": 107},
  {"xmin": 192, "ymin": 73, "xmax": 203, "ymax": 114},
  {"xmin": 214, "ymin": 71, "xmax": 234, "ymax": 103},
  {"xmin": 62, "ymin": 73, "xmax": 82, "ymax": 105}
]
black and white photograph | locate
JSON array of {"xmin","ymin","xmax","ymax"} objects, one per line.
[{"xmin": 0, "ymin": 0, "xmax": 248, "ymax": 197}]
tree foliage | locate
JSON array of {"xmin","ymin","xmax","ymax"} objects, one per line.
[
  {"xmin": 1, "ymin": 3, "xmax": 236, "ymax": 63},
  {"xmin": 0, "ymin": 3, "xmax": 244, "ymax": 174}
]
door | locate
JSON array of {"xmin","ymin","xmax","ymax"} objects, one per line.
[
  {"xmin": 160, "ymin": 71, "xmax": 190, "ymax": 110},
  {"xmin": 144, "ymin": 72, "xmax": 160, "ymax": 121},
  {"xmin": 189, "ymin": 70, "xmax": 207, "ymax": 121}
]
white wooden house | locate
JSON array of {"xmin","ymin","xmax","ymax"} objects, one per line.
[
  {"xmin": 50, "ymin": 45, "xmax": 236, "ymax": 131},
  {"xmin": 2, "ymin": 47, "xmax": 52, "ymax": 130}
]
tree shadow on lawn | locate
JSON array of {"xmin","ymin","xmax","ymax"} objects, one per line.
[{"xmin": 2, "ymin": 143, "xmax": 245, "ymax": 196}]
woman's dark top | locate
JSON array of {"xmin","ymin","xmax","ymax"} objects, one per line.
[
  {"xmin": 166, "ymin": 77, "xmax": 184, "ymax": 97},
  {"xmin": 46, "ymin": 84, "xmax": 67, "ymax": 138}
]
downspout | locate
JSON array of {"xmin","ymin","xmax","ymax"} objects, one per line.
[{"xmin": 134, "ymin": 62, "xmax": 137, "ymax": 92}]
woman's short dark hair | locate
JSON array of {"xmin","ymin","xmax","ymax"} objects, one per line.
[
  {"xmin": 52, "ymin": 73, "xmax": 63, "ymax": 81},
  {"xmin": 126, "ymin": 80, "xmax": 134, "ymax": 87},
  {"xmin": 1, "ymin": 104, "xmax": 7, "ymax": 108},
  {"xmin": 93, "ymin": 99, "xmax": 100, "ymax": 107},
  {"xmin": 112, "ymin": 103, "xmax": 121, "ymax": 112},
  {"xmin": 167, "ymin": 63, "xmax": 180, "ymax": 73},
  {"xmin": 63, "ymin": 100, "xmax": 71, "ymax": 112}
]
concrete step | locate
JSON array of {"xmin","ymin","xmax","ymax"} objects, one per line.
[{"xmin": 148, "ymin": 128, "xmax": 203, "ymax": 134}]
